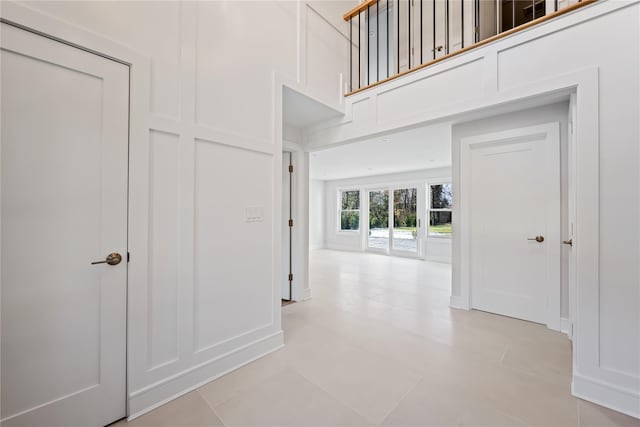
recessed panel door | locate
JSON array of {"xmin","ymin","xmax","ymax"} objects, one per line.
[
  {"xmin": 1, "ymin": 23, "xmax": 129, "ymax": 426},
  {"xmin": 469, "ymin": 125, "xmax": 560, "ymax": 324}
]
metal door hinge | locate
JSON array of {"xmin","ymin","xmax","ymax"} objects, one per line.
[
  {"xmin": 288, "ymin": 219, "xmax": 293, "ymax": 227},
  {"xmin": 288, "ymin": 164, "xmax": 293, "ymax": 173},
  {"xmin": 288, "ymin": 273, "xmax": 293, "ymax": 282},
  {"xmin": 127, "ymin": 252, "xmax": 130, "ymax": 262}
]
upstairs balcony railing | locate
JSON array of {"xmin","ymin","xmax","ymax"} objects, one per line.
[{"xmin": 344, "ymin": 0, "xmax": 595, "ymax": 95}]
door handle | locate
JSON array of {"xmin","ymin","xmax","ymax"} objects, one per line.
[
  {"xmin": 91, "ymin": 252, "xmax": 122, "ymax": 266},
  {"xmin": 527, "ymin": 235, "xmax": 545, "ymax": 243},
  {"xmin": 562, "ymin": 238, "xmax": 573, "ymax": 247}
]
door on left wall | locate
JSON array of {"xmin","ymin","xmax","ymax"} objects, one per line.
[{"xmin": 1, "ymin": 23, "xmax": 128, "ymax": 427}]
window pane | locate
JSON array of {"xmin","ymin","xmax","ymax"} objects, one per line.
[
  {"xmin": 429, "ymin": 211, "xmax": 452, "ymax": 236},
  {"xmin": 393, "ymin": 188, "xmax": 417, "ymax": 252},
  {"xmin": 430, "ymin": 184, "xmax": 452, "ymax": 209},
  {"xmin": 341, "ymin": 211, "xmax": 360, "ymax": 231},
  {"xmin": 341, "ymin": 190, "xmax": 360, "ymax": 210}
]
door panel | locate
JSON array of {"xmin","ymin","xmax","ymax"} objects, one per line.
[
  {"xmin": 367, "ymin": 190, "xmax": 389, "ymax": 251},
  {"xmin": 469, "ymin": 127, "xmax": 560, "ymax": 324},
  {"xmin": 1, "ymin": 23, "xmax": 128, "ymax": 426},
  {"xmin": 392, "ymin": 188, "xmax": 418, "ymax": 254}
]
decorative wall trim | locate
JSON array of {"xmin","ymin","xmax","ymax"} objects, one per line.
[
  {"xmin": 128, "ymin": 331, "xmax": 284, "ymax": 419},
  {"xmin": 449, "ymin": 295, "xmax": 470, "ymax": 310},
  {"xmin": 573, "ymin": 373, "xmax": 640, "ymax": 420}
]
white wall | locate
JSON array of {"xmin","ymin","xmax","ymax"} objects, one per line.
[
  {"xmin": 309, "ymin": 179, "xmax": 326, "ymax": 249},
  {"xmin": 7, "ymin": 0, "xmax": 356, "ymax": 418},
  {"xmin": 324, "ymin": 168, "xmax": 452, "ymax": 262},
  {"xmin": 304, "ymin": 1, "xmax": 640, "ymax": 417}
]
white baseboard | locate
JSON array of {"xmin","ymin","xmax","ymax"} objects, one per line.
[
  {"xmin": 560, "ymin": 317, "xmax": 573, "ymax": 340},
  {"xmin": 424, "ymin": 255, "xmax": 452, "ymax": 264},
  {"xmin": 294, "ymin": 287, "xmax": 312, "ymax": 301},
  {"xmin": 127, "ymin": 330, "xmax": 284, "ymax": 419},
  {"xmin": 573, "ymin": 373, "xmax": 640, "ymax": 420},
  {"xmin": 449, "ymin": 295, "xmax": 470, "ymax": 310}
]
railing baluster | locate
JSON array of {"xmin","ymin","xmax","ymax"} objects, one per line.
[
  {"xmin": 367, "ymin": 6, "xmax": 370, "ymax": 85},
  {"xmin": 397, "ymin": 0, "xmax": 400, "ymax": 73},
  {"xmin": 474, "ymin": 0, "xmax": 479, "ymax": 43},
  {"xmin": 358, "ymin": 12, "xmax": 361, "ymax": 89},
  {"xmin": 433, "ymin": 0, "xmax": 436, "ymax": 59},
  {"xmin": 420, "ymin": 0, "xmax": 423, "ymax": 64},
  {"xmin": 377, "ymin": 1, "xmax": 379, "ymax": 82},
  {"xmin": 533, "ymin": 0, "xmax": 536, "ymax": 20},
  {"xmin": 461, "ymin": 0, "xmax": 464, "ymax": 48},
  {"xmin": 349, "ymin": 18, "xmax": 352, "ymax": 91},
  {"xmin": 445, "ymin": 0, "xmax": 449, "ymax": 54},
  {"xmin": 387, "ymin": 0, "xmax": 389, "ymax": 78},
  {"xmin": 408, "ymin": 0, "xmax": 411, "ymax": 69},
  {"xmin": 512, "ymin": 0, "xmax": 516, "ymax": 29}
]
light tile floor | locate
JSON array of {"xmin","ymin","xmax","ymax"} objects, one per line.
[{"xmin": 116, "ymin": 250, "xmax": 640, "ymax": 427}]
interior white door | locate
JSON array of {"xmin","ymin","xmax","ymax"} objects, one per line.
[
  {"xmin": 1, "ymin": 23, "xmax": 129, "ymax": 427},
  {"xmin": 467, "ymin": 123, "xmax": 560, "ymax": 325}
]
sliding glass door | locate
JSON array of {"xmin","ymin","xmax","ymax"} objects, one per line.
[
  {"xmin": 392, "ymin": 188, "xmax": 418, "ymax": 254},
  {"xmin": 367, "ymin": 190, "xmax": 389, "ymax": 251},
  {"xmin": 365, "ymin": 186, "xmax": 421, "ymax": 257}
]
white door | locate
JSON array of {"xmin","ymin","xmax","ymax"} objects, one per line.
[
  {"xmin": 1, "ymin": 23, "xmax": 129, "ymax": 427},
  {"xmin": 464, "ymin": 123, "xmax": 560, "ymax": 326}
]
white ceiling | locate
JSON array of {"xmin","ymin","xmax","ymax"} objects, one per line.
[{"xmin": 309, "ymin": 121, "xmax": 452, "ymax": 180}]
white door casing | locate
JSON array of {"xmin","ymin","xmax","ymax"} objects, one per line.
[
  {"xmin": 282, "ymin": 151, "xmax": 292, "ymax": 300},
  {"xmin": 460, "ymin": 122, "xmax": 561, "ymax": 329},
  {"xmin": 1, "ymin": 22, "xmax": 129, "ymax": 427}
]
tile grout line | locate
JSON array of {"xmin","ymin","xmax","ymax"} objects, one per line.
[
  {"xmin": 288, "ymin": 363, "xmax": 378, "ymax": 425},
  {"xmin": 375, "ymin": 373, "xmax": 425, "ymax": 426},
  {"xmin": 197, "ymin": 388, "xmax": 229, "ymax": 427}
]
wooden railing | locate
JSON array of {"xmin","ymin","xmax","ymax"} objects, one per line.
[{"xmin": 344, "ymin": 0, "xmax": 596, "ymax": 96}]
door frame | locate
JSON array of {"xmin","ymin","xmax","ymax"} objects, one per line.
[
  {"xmin": 0, "ymin": 1, "xmax": 151, "ymax": 418},
  {"xmin": 459, "ymin": 122, "xmax": 562, "ymax": 331}
]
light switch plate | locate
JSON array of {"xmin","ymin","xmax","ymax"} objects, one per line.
[{"xmin": 245, "ymin": 206, "xmax": 264, "ymax": 222}]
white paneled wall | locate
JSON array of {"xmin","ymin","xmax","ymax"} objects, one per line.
[
  {"xmin": 14, "ymin": 0, "xmax": 355, "ymax": 417},
  {"xmin": 310, "ymin": 179, "xmax": 326, "ymax": 249},
  {"xmin": 306, "ymin": 2, "xmax": 640, "ymax": 418}
]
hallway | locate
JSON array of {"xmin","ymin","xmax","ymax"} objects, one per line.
[{"xmin": 116, "ymin": 250, "xmax": 638, "ymax": 427}]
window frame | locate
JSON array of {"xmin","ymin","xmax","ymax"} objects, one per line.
[
  {"xmin": 427, "ymin": 182, "xmax": 452, "ymax": 239},
  {"xmin": 338, "ymin": 189, "xmax": 361, "ymax": 233}
]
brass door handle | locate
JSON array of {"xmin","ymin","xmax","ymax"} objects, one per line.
[
  {"xmin": 527, "ymin": 235, "xmax": 545, "ymax": 243},
  {"xmin": 562, "ymin": 238, "xmax": 573, "ymax": 247},
  {"xmin": 91, "ymin": 252, "xmax": 122, "ymax": 266}
]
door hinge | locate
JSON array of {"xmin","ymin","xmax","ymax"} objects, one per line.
[
  {"xmin": 288, "ymin": 164, "xmax": 293, "ymax": 173},
  {"xmin": 127, "ymin": 252, "xmax": 130, "ymax": 262},
  {"xmin": 288, "ymin": 219, "xmax": 293, "ymax": 227},
  {"xmin": 288, "ymin": 273, "xmax": 293, "ymax": 282}
]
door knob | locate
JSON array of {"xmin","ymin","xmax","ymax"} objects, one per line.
[
  {"xmin": 527, "ymin": 235, "xmax": 545, "ymax": 243},
  {"xmin": 562, "ymin": 238, "xmax": 573, "ymax": 247},
  {"xmin": 91, "ymin": 252, "xmax": 122, "ymax": 266}
]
